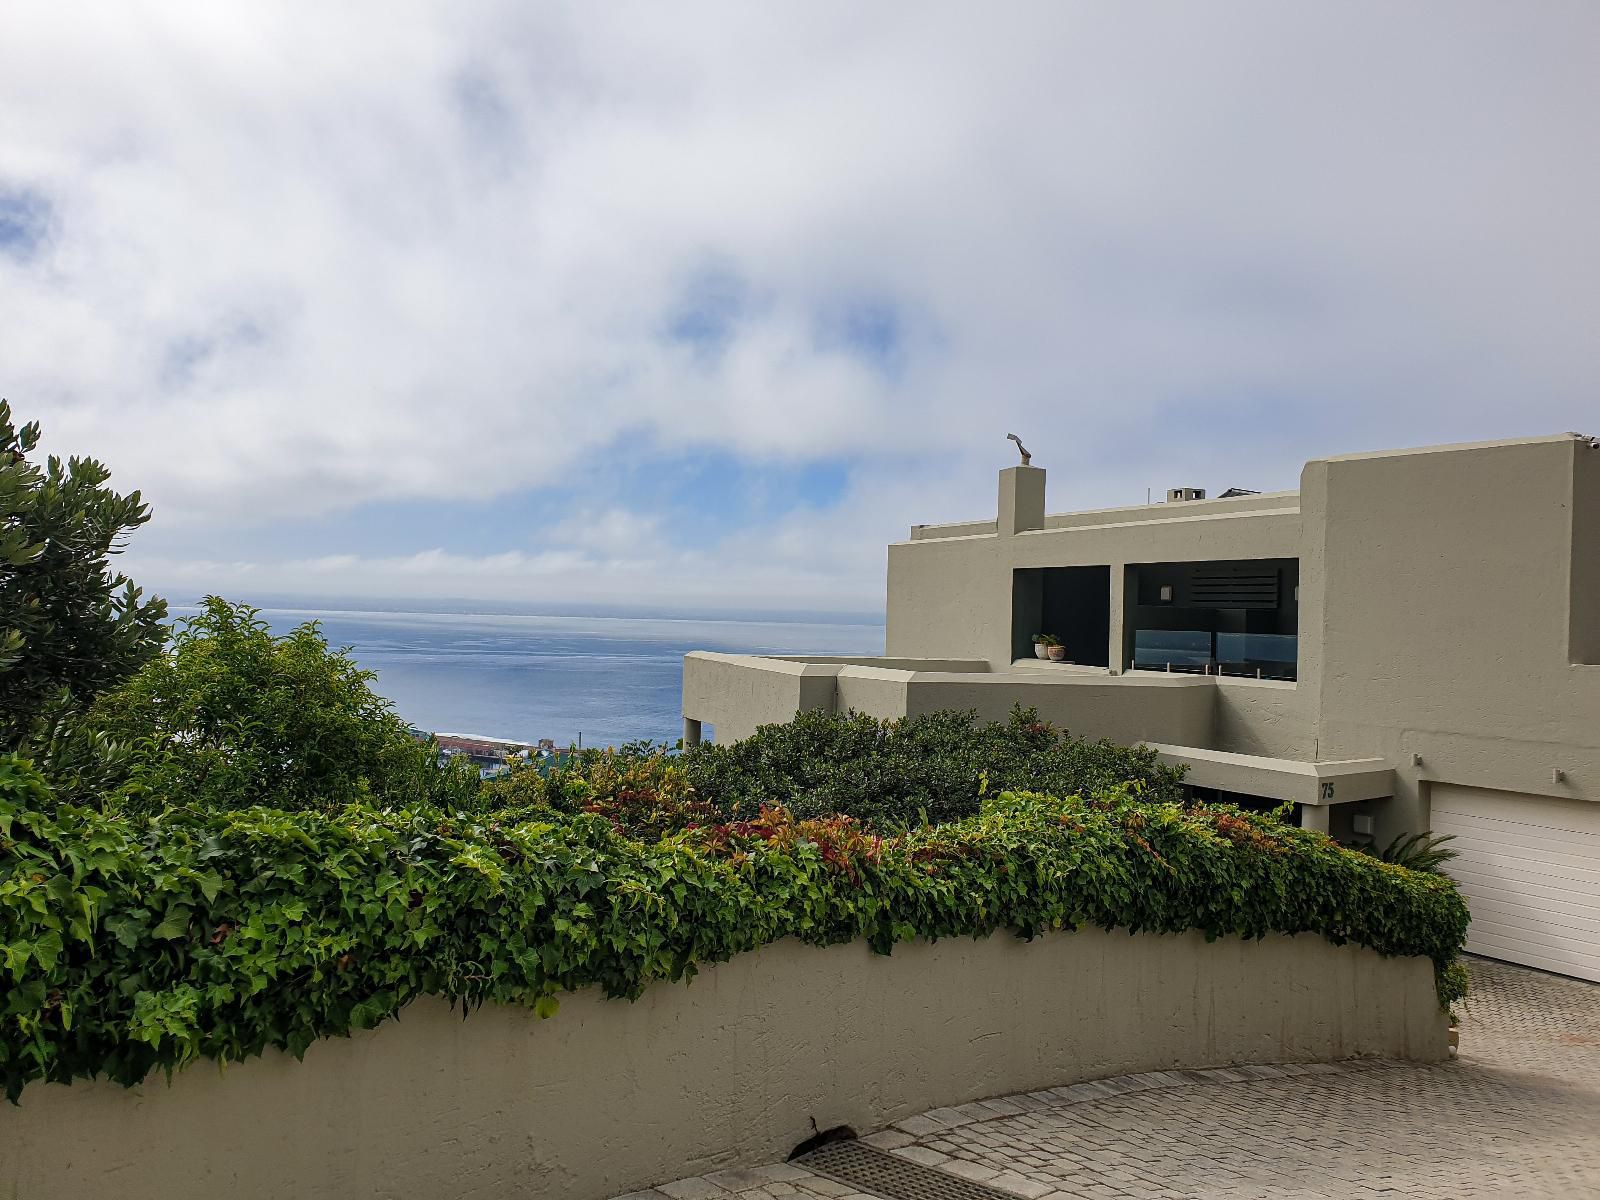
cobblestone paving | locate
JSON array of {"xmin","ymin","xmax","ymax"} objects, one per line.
[{"xmin": 617, "ymin": 958, "xmax": 1599, "ymax": 1200}]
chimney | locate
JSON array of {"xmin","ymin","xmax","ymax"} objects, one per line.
[
  {"xmin": 999, "ymin": 465, "xmax": 1046, "ymax": 535},
  {"xmin": 1166, "ymin": 487, "xmax": 1206, "ymax": 503}
]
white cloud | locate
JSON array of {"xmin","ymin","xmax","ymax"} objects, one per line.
[
  {"xmin": 4, "ymin": 2, "xmax": 1599, "ymax": 606},
  {"xmin": 132, "ymin": 540, "xmax": 883, "ymax": 615}
]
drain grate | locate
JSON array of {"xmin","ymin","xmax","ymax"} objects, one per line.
[{"xmin": 797, "ymin": 1139, "xmax": 1015, "ymax": 1200}]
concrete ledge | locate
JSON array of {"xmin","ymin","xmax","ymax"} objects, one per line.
[
  {"xmin": 1149, "ymin": 743, "xmax": 1395, "ymax": 807},
  {"xmin": 0, "ymin": 930, "xmax": 1446, "ymax": 1200},
  {"xmin": 908, "ymin": 519, "xmax": 999, "ymax": 541}
]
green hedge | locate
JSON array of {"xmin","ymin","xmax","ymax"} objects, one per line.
[
  {"xmin": 485, "ymin": 706, "xmax": 1189, "ymax": 832},
  {"xmin": 0, "ymin": 754, "xmax": 1468, "ymax": 1101}
]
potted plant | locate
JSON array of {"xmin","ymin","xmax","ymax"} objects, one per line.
[
  {"xmin": 1041, "ymin": 634, "xmax": 1069, "ymax": 662},
  {"xmin": 1031, "ymin": 633, "xmax": 1050, "ymax": 659}
]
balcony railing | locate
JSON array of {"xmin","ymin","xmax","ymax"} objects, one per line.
[{"xmin": 1130, "ymin": 629, "xmax": 1297, "ymax": 681}]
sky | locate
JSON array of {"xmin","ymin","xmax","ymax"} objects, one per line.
[{"xmin": 2, "ymin": 2, "xmax": 1597, "ymax": 616}]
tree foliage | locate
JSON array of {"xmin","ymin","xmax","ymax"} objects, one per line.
[
  {"xmin": 89, "ymin": 598, "xmax": 479, "ymax": 815},
  {"xmin": 0, "ymin": 401, "xmax": 167, "ymax": 742}
]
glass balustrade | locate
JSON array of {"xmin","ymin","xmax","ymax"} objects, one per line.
[
  {"xmin": 1131, "ymin": 629, "xmax": 1297, "ymax": 680},
  {"xmin": 1131, "ymin": 629, "xmax": 1212, "ymax": 670}
]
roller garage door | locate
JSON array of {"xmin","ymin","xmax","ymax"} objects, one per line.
[{"xmin": 1431, "ymin": 784, "xmax": 1600, "ymax": 981}]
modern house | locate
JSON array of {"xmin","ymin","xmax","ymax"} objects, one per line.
[{"xmin": 683, "ymin": 433, "xmax": 1600, "ymax": 982}]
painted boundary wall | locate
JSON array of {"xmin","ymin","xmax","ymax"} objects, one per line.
[
  {"xmin": 682, "ymin": 651, "xmax": 1222, "ymax": 748},
  {"xmin": 1, "ymin": 930, "xmax": 1447, "ymax": 1200}
]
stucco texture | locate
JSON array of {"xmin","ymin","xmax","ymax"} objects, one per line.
[{"xmin": 0, "ymin": 930, "xmax": 1445, "ymax": 1200}]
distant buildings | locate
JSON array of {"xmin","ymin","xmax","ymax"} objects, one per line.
[{"xmin": 410, "ymin": 729, "xmax": 569, "ymax": 779}]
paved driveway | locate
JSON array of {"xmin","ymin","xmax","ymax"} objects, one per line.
[{"xmin": 622, "ymin": 958, "xmax": 1600, "ymax": 1199}]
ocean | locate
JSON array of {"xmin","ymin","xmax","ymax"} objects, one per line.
[{"xmin": 170, "ymin": 604, "xmax": 884, "ymax": 749}]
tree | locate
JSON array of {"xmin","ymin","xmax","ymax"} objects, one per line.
[
  {"xmin": 90, "ymin": 598, "xmax": 480, "ymax": 814},
  {"xmin": 0, "ymin": 400, "xmax": 167, "ymax": 743}
]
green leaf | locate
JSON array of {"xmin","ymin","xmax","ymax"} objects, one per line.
[
  {"xmin": 151, "ymin": 908, "xmax": 192, "ymax": 940},
  {"xmin": 30, "ymin": 929, "xmax": 64, "ymax": 971},
  {"xmin": 105, "ymin": 913, "xmax": 146, "ymax": 949}
]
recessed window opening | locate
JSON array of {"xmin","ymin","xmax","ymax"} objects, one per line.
[
  {"xmin": 1012, "ymin": 566, "xmax": 1111, "ymax": 666},
  {"xmin": 1127, "ymin": 559, "xmax": 1299, "ymax": 681}
]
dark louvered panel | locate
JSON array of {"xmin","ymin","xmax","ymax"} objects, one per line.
[{"xmin": 1188, "ymin": 566, "xmax": 1279, "ymax": 608}]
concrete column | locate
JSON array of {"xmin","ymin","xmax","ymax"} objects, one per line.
[
  {"xmin": 683, "ymin": 717, "xmax": 703, "ymax": 748},
  {"xmin": 998, "ymin": 466, "xmax": 1046, "ymax": 536},
  {"xmin": 1108, "ymin": 563, "xmax": 1127, "ymax": 674},
  {"xmin": 1299, "ymin": 803, "xmax": 1330, "ymax": 833}
]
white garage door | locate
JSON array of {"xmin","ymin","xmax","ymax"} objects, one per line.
[{"xmin": 1431, "ymin": 784, "xmax": 1600, "ymax": 982}]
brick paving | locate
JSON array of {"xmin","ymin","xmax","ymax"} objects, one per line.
[{"xmin": 617, "ymin": 957, "xmax": 1599, "ymax": 1200}]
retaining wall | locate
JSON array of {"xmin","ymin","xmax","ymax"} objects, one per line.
[{"xmin": 0, "ymin": 929, "xmax": 1447, "ymax": 1200}]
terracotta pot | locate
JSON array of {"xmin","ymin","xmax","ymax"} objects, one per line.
[{"xmin": 1047, "ymin": 645, "xmax": 1068, "ymax": 661}]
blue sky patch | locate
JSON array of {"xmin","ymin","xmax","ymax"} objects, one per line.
[
  {"xmin": 0, "ymin": 187, "xmax": 52, "ymax": 261},
  {"xmin": 151, "ymin": 444, "xmax": 857, "ymax": 563},
  {"xmin": 814, "ymin": 295, "xmax": 905, "ymax": 378},
  {"xmin": 665, "ymin": 262, "xmax": 754, "ymax": 358}
]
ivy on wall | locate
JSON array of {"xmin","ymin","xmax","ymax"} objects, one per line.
[{"xmin": 0, "ymin": 754, "xmax": 1468, "ymax": 1102}]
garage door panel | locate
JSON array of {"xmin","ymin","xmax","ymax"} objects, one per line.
[
  {"xmin": 1429, "ymin": 822, "xmax": 1600, "ymax": 869},
  {"xmin": 1446, "ymin": 851, "xmax": 1600, "ymax": 896},
  {"xmin": 1433, "ymin": 783, "xmax": 1600, "ymax": 982},
  {"xmin": 1446, "ymin": 872, "xmax": 1600, "ymax": 926},
  {"xmin": 1432, "ymin": 792, "xmax": 1600, "ymax": 837},
  {"xmin": 1467, "ymin": 936, "xmax": 1600, "ymax": 982},
  {"xmin": 1455, "ymin": 894, "xmax": 1600, "ymax": 942},
  {"xmin": 1467, "ymin": 910, "xmax": 1600, "ymax": 952},
  {"xmin": 1462, "ymin": 936, "xmax": 1600, "ymax": 981}
]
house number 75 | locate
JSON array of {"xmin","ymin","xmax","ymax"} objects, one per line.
[{"xmin": 1318, "ymin": 782, "xmax": 1336, "ymax": 801}]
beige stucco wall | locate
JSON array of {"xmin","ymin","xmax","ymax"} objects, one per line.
[
  {"xmin": 684, "ymin": 656, "xmax": 1219, "ymax": 751},
  {"xmin": 832, "ymin": 665, "xmax": 912, "ymax": 722},
  {"xmin": 1212, "ymin": 678, "xmax": 1313, "ymax": 758},
  {"xmin": 683, "ymin": 653, "xmax": 840, "ymax": 742},
  {"xmin": 1303, "ymin": 436, "xmax": 1600, "ymax": 840},
  {"xmin": 885, "ymin": 503, "xmax": 1301, "ymax": 671},
  {"xmin": 0, "ymin": 930, "xmax": 1446, "ymax": 1200},
  {"xmin": 886, "ymin": 532, "xmax": 1012, "ymax": 664},
  {"xmin": 901, "ymin": 672, "xmax": 1215, "ymax": 748}
]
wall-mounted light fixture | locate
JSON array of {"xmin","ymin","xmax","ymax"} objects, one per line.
[{"xmin": 1158, "ymin": 585, "xmax": 1173, "ymax": 602}]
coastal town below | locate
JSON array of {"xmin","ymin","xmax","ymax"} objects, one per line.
[{"xmin": 411, "ymin": 730, "xmax": 568, "ymax": 781}]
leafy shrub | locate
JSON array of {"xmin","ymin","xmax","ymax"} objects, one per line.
[
  {"xmin": 0, "ymin": 758, "xmax": 1469, "ymax": 1100},
  {"xmin": 481, "ymin": 708, "xmax": 1183, "ymax": 838},
  {"xmin": 676, "ymin": 706, "xmax": 1186, "ymax": 829},
  {"xmin": 1364, "ymin": 831, "xmax": 1459, "ymax": 874},
  {"xmin": 87, "ymin": 599, "xmax": 479, "ymax": 815},
  {"xmin": 0, "ymin": 400, "xmax": 167, "ymax": 742},
  {"xmin": 482, "ymin": 741, "xmax": 716, "ymax": 838},
  {"xmin": 9, "ymin": 689, "xmax": 139, "ymax": 809}
]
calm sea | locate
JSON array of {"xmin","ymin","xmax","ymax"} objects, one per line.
[{"xmin": 170, "ymin": 605, "xmax": 884, "ymax": 748}]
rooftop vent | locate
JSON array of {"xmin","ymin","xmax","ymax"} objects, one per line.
[{"xmin": 1166, "ymin": 487, "xmax": 1206, "ymax": 502}]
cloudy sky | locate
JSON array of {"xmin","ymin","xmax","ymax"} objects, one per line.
[{"xmin": 2, "ymin": 3, "xmax": 1596, "ymax": 615}]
